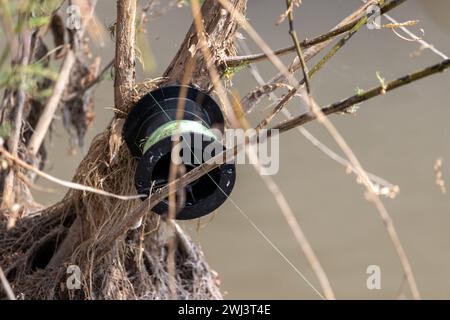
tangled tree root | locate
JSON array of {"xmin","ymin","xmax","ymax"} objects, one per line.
[
  {"xmin": 1, "ymin": 209, "xmax": 222, "ymax": 299},
  {"xmin": 0, "ymin": 0, "xmax": 251, "ymax": 300},
  {"xmin": 0, "ymin": 79, "xmax": 222, "ymax": 300}
]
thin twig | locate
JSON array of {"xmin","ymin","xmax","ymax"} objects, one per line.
[
  {"xmin": 252, "ymin": 158, "xmax": 335, "ymax": 299},
  {"xmin": 27, "ymin": 49, "xmax": 76, "ymax": 156},
  {"xmin": 224, "ymin": 19, "xmax": 362, "ymax": 68},
  {"xmin": 0, "ymin": 146, "xmax": 143, "ymax": 200},
  {"xmin": 303, "ymin": 94, "xmax": 423, "ymax": 300},
  {"xmin": 240, "ymin": 0, "xmax": 407, "ymax": 113},
  {"xmin": 0, "ymin": 267, "xmax": 16, "ymax": 300},
  {"xmin": 102, "ymin": 0, "xmax": 450, "ymax": 263},
  {"xmin": 103, "ymin": 44, "xmax": 447, "ymax": 258},
  {"xmin": 190, "ymin": 0, "xmax": 238, "ymax": 127},
  {"xmin": 191, "ymin": 0, "xmax": 334, "ymax": 299},
  {"xmin": 379, "ymin": 6, "xmax": 449, "ymax": 59},
  {"xmin": 239, "ymin": 39, "xmax": 399, "ymax": 198},
  {"xmin": 218, "ymin": 0, "xmax": 423, "ymax": 300},
  {"xmin": 85, "ymin": 58, "xmax": 114, "ymax": 90},
  {"xmin": 64, "ymin": 58, "xmax": 114, "ymax": 101},
  {"xmin": 189, "ymin": 0, "xmax": 331, "ymax": 299},
  {"xmin": 285, "ymin": 0, "xmax": 310, "ymax": 93},
  {"xmin": 166, "ymin": 58, "xmax": 195, "ymax": 299},
  {"xmin": 274, "ymin": 59, "xmax": 450, "ymax": 133},
  {"xmin": 2, "ymin": 26, "xmax": 31, "ymax": 209},
  {"xmin": 16, "ymin": 171, "xmax": 59, "ymax": 194},
  {"xmin": 256, "ymin": 13, "xmax": 367, "ymax": 130},
  {"xmin": 106, "ymin": 5, "xmax": 447, "ymax": 287},
  {"xmin": 308, "ymin": 17, "xmax": 367, "ymax": 77},
  {"xmin": 434, "ymin": 158, "xmax": 446, "ymax": 195},
  {"xmin": 27, "ymin": 1, "xmax": 98, "ymax": 156},
  {"xmin": 238, "ymin": 98, "xmax": 336, "ymax": 298},
  {"xmin": 8, "ymin": 30, "xmax": 30, "ymax": 160},
  {"xmin": 224, "ymin": 0, "xmax": 406, "ymax": 68}
]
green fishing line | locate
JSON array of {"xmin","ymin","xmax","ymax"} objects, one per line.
[{"xmin": 141, "ymin": 120, "xmax": 217, "ymax": 154}]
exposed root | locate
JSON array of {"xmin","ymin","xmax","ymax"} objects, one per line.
[{"xmin": 0, "ymin": 80, "xmax": 221, "ymax": 300}]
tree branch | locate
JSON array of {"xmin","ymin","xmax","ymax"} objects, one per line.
[
  {"xmin": 27, "ymin": 0, "xmax": 98, "ymax": 156},
  {"xmin": 225, "ymin": 0, "xmax": 406, "ymax": 68},
  {"xmin": 100, "ymin": 57, "xmax": 450, "ymax": 254},
  {"xmin": 256, "ymin": 6, "xmax": 368, "ymax": 130},
  {"xmin": 163, "ymin": 0, "xmax": 247, "ymax": 90},
  {"xmin": 285, "ymin": 0, "xmax": 310, "ymax": 93},
  {"xmin": 273, "ymin": 58, "xmax": 450, "ymax": 133},
  {"xmin": 2, "ymin": 26, "xmax": 31, "ymax": 210},
  {"xmin": 114, "ymin": 0, "xmax": 136, "ymax": 111},
  {"xmin": 27, "ymin": 49, "xmax": 75, "ymax": 156},
  {"xmin": 240, "ymin": 0, "xmax": 406, "ymax": 113}
]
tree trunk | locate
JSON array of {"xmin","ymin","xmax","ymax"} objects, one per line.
[{"xmin": 0, "ymin": 0, "xmax": 247, "ymax": 300}]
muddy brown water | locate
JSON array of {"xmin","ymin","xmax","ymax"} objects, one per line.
[{"xmin": 21, "ymin": 0, "xmax": 450, "ymax": 299}]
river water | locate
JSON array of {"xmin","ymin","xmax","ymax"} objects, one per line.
[{"xmin": 30, "ymin": 0, "xmax": 450, "ymax": 299}]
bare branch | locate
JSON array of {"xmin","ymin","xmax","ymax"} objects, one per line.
[
  {"xmin": 0, "ymin": 146, "xmax": 143, "ymax": 200},
  {"xmin": 2, "ymin": 26, "xmax": 32, "ymax": 209},
  {"xmin": 274, "ymin": 58, "xmax": 450, "ymax": 133},
  {"xmin": 240, "ymin": 0, "xmax": 407, "ymax": 113},
  {"xmin": 0, "ymin": 267, "xmax": 15, "ymax": 300},
  {"xmin": 239, "ymin": 38, "xmax": 399, "ymax": 198},
  {"xmin": 114, "ymin": 0, "xmax": 137, "ymax": 111},
  {"xmin": 27, "ymin": 0, "xmax": 98, "ymax": 155},
  {"xmin": 163, "ymin": 0, "xmax": 247, "ymax": 89},
  {"xmin": 27, "ymin": 49, "xmax": 76, "ymax": 156},
  {"xmin": 99, "ymin": 55, "xmax": 450, "ymax": 265},
  {"xmin": 285, "ymin": 0, "xmax": 310, "ymax": 93}
]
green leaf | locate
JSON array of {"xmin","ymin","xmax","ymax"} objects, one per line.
[
  {"xmin": 28, "ymin": 16, "xmax": 50, "ymax": 28},
  {"xmin": 0, "ymin": 122, "xmax": 12, "ymax": 139}
]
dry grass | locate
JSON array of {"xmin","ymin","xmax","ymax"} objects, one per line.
[{"xmin": 0, "ymin": 78, "xmax": 221, "ymax": 300}]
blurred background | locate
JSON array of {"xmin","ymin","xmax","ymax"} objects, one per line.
[{"xmin": 31, "ymin": 0, "xmax": 450, "ymax": 299}]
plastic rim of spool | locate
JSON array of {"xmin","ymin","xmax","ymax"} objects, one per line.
[{"xmin": 123, "ymin": 85, "xmax": 236, "ymax": 220}]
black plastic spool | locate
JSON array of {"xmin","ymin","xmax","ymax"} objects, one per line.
[{"xmin": 123, "ymin": 85, "xmax": 236, "ymax": 220}]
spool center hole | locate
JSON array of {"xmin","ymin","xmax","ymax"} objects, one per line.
[{"xmin": 151, "ymin": 152, "xmax": 221, "ymax": 207}]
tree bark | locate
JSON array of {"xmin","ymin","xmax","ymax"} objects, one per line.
[
  {"xmin": 0, "ymin": 0, "xmax": 247, "ymax": 300},
  {"xmin": 114, "ymin": 0, "xmax": 136, "ymax": 111},
  {"xmin": 164, "ymin": 0, "xmax": 247, "ymax": 90}
]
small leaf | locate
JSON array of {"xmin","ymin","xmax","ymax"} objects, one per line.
[
  {"xmin": 28, "ymin": 16, "xmax": 50, "ymax": 28},
  {"xmin": 0, "ymin": 122, "xmax": 12, "ymax": 139}
]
